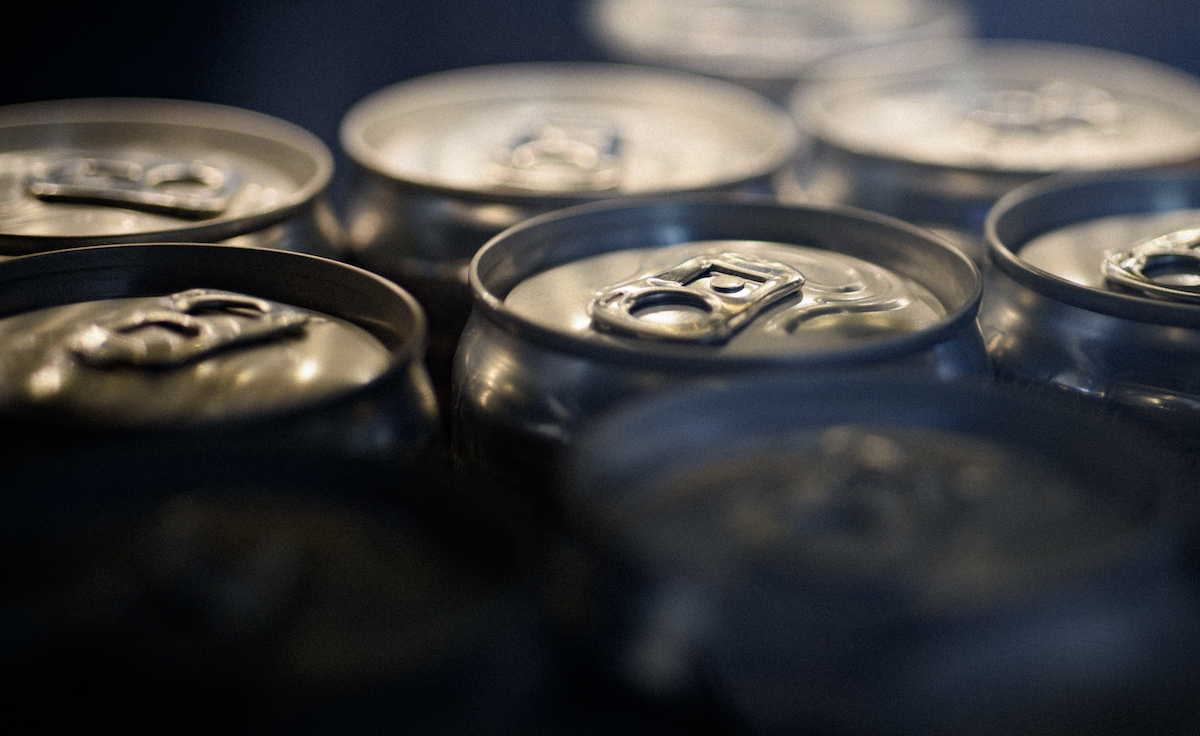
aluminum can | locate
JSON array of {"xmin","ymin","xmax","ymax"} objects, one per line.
[
  {"xmin": 781, "ymin": 39, "xmax": 1200, "ymax": 265},
  {"xmin": 338, "ymin": 62, "xmax": 800, "ymax": 417},
  {"xmin": 452, "ymin": 196, "xmax": 986, "ymax": 498},
  {"xmin": 0, "ymin": 242, "xmax": 441, "ymax": 531},
  {"xmin": 2, "ymin": 413, "xmax": 553, "ymax": 733},
  {"xmin": 562, "ymin": 373, "xmax": 1200, "ymax": 735},
  {"xmin": 582, "ymin": 0, "xmax": 973, "ymax": 104},
  {"xmin": 0, "ymin": 98, "xmax": 342, "ymax": 258},
  {"xmin": 979, "ymin": 169, "xmax": 1200, "ymax": 457}
]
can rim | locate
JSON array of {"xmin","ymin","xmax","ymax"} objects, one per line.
[
  {"xmin": 0, "ymin": 98, "xmax": 335, "ymax": 248},
  {"xmin": 468, "ymin": 195, "xmax": 982, "ymax": 369},
  {"xmin": 986, "ymin": 168, "xmax": 1200, "ymax": 328},
  {"xmin": 583, "ymin": 0, "xmax": 974, "ymax": 81},
  {"xmin": 338, "ymin": 61, "xmax": 801, "ymax": 202},
  {"xmin": 792, "ymin": 38, "xmax": 1200, "ymax": 176},
  {"xmin": 0, "ymin": 242, "xmax": 428, "ymax": 430}
]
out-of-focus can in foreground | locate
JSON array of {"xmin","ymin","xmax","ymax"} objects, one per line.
[{"xmin": 562, "ymin": 373, "xmax": 1200, "ymax": 736}]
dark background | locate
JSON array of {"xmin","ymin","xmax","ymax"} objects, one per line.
[{"xmin": 5, "ymin": 0, "xmax": 1199, "ymax": 205}]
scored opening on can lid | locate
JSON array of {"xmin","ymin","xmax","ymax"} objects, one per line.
[
  {"xmin": 0, "ymin": 98, "xmax": 334, "ymax": 251},
  {"xmin": 339, "ymin": 63, "xmax": 800, "ymax": 201},
  {"xmin": 469, "ymin": 196, "xmax": 980, "ymax": 366},
  {"xmin": 793, "ymin": 38, "xmax": 1200, "ymax": 175}
]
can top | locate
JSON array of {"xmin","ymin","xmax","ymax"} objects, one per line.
[
  {"xmin": 339, "ymin": 63, "xmax": 799, "ymax": 200},
  {"xmin": 0, "ymin": 243, "xmax": 424, "ymax": 429},
  {"xmin": 0, "ymin": 98, "xmax": 334, "ymax": 252},
  {"xmin": 564, "ymin": 374, "xmax": 1185, "ymax": 612},
  {"xmin": 583, "ymin": 0, "xmax": 971, "ymax": 82},
  {"xmin": 794, "ymin": 39, "xmax": 1200, "ymax": 175},
  {"xmin": 987, "ymin": 170, "xmax": 1200, "ymax": 325},
  {"xmin": 472, "ymin": 197, "xmax": 979, "ymax": 365}
]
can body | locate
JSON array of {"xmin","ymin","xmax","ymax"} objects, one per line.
[
  {"xmin": 582, "ymin": 0, "xmax": 974, "ymax": 104},
  {"xmin": 978, "ymin": 170, "xmax": 1200, "ymax": 456},
  {"xmin": 338, "ymin": 62, "xmax": 801, "ymax": 415},
  {"xmin": 452, "ymin": 197, "xmax": 986, "ymax": 498},
  {"xmin": 0, "ymin": 242, "xmax": 441, "ymax": 532},
  {"xmin": 781, "ymin": 39, "xmax": 1200, "ymax": 265},
  {"xmin": 561, "ymin": 373, "xmax": 1200, "ymax": 736},
  {"xmin": 0, "ymin": 98, "xmax": 342, "ymax": 258}
]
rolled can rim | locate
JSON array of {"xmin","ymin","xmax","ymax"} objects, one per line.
[
  {"xmin": 467, "ymin": 194, "xmax": 982, "ymax": 370},
  {"xmin": 985, "ymin": 167, "xmax": 1200, "ymax": 328}
]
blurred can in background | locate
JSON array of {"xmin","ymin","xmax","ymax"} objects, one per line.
[
  {"xmin": 561, "ymin": 373, "xmax": 1200, "ymax": 736},
  {"xmin": 0, "ymin": 98, "xmax": 342, "ymax": 257},
  {"xmin": 581, "ymin": 0, "xmax": 973, "ymax": 103},
  {"xmin": 452, "ymin": 196, "xmax": 985, "ymax": 499},
  {"xmin": 338, "ymin": 62, "xmax": 800, "ymax": 416},
  {"xmin": 781, "ymin": 39, "xmax": 1200, "ymax": 265},
  {"xmin": 979, "ymin": 169, "xmax": 1200, "ymax": 458}
]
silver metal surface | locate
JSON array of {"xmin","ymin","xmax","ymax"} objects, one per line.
[
  {"xmin": 1102, "ymin": 227, "xmax": 1200, "ymax": 302},
  {"xmin": 979, "ymin": 170, "xmax": 1200, "ymax": 442},
  {"xmin": 588, "ymin": 251, "xmax": 805, "ymax": 344},
  {"xmin": 782, "ymin": 39, "xmax": 1200, "ymax": 261},
  {"xmin": 0, "ymin": 243, "xmax": 438, "ymax": 464},
  {"xmin": 452, "ymin": 197, "xmax": 985, "ymax": 496},
  {"xmin": 340, "ymin": 62, "xmax": 801, "ymax": 421},
  {"xmin": 562, "ymin": 373, "xmax": 1200, "ymax": 736},
  {"xmin": 0, "ymin": 98, "xmax": 340, "ymax": 256},
  {"xmin": 582, "ymin": 0, "xmax": 973, "ymax": 103}
]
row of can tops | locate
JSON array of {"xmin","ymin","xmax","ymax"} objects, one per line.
[
  {"xmin": 3, "ymin": 37, "xmax": 1200, "ymax": 246},
  {"xmin": 0, "ymin": 174, "xmax": 1195, "ymax": 425}
]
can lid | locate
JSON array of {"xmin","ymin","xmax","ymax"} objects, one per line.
[
  {"xmin": 987, "ymin": 169, "xmax": 1200, "ymax": 325},
  {"xmin": 795, "ymin": 39, "xmax": 1200, "ymax": 175},
  {"xmin": 583, "ymin": 0, "xmax": 971, "ymax": 82},
  {"xmin": 0, "ymin": 99, "xmax": 333, "ymax": 252},
  {"xmin": 564, "ymin": 374, "xmax": 1186, "ymax": 611},
  {"xmin": 0, "ymin": 244, "xmax": 419, "ymax": 428},
  {"xmin": 473, "ymin": 197, "xmax": 979, "ymax": 364},
  {"xmin": 339, "ymin": 63, "xmax": 799, "ymax": 199}
]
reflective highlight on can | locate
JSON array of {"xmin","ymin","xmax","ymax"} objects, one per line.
[
  {"xmin": 0, "ymin": 98, "xmax": 341, "ymax": 257},
  {"xmin": 452, "ymin": 197, "xmax": 985, "ymax": 497}
]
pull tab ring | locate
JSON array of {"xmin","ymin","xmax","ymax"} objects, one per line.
[
  {"xmin": 589, "ymin": 252, "xmax": 804, "ymax": 344},
  {"xmin": 1102, "ymin": 227, "xmax": 1200, "ymax": 303}
]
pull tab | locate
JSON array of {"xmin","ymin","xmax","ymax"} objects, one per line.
[
  {"xmin": 491, "ymin": 117, "xmax": 621, "ymax": 192},
  {"xmin": 66, "ymin": 289, "xmax": 310, "ymax": 368},
  {"xmin": 27, "ymin": 157, "xmax": 239, "ymax": 218},
  {"xmin": 589, "ymin": 253, "xmax": 804, "ymax": 344},
  {"xmin": 1102, "ymin": 227, "xmax": 1200, "ymax": 303},
  {"xmin": 966, "ymin": 81, "xmax": 1124, "ymax": 136}
]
